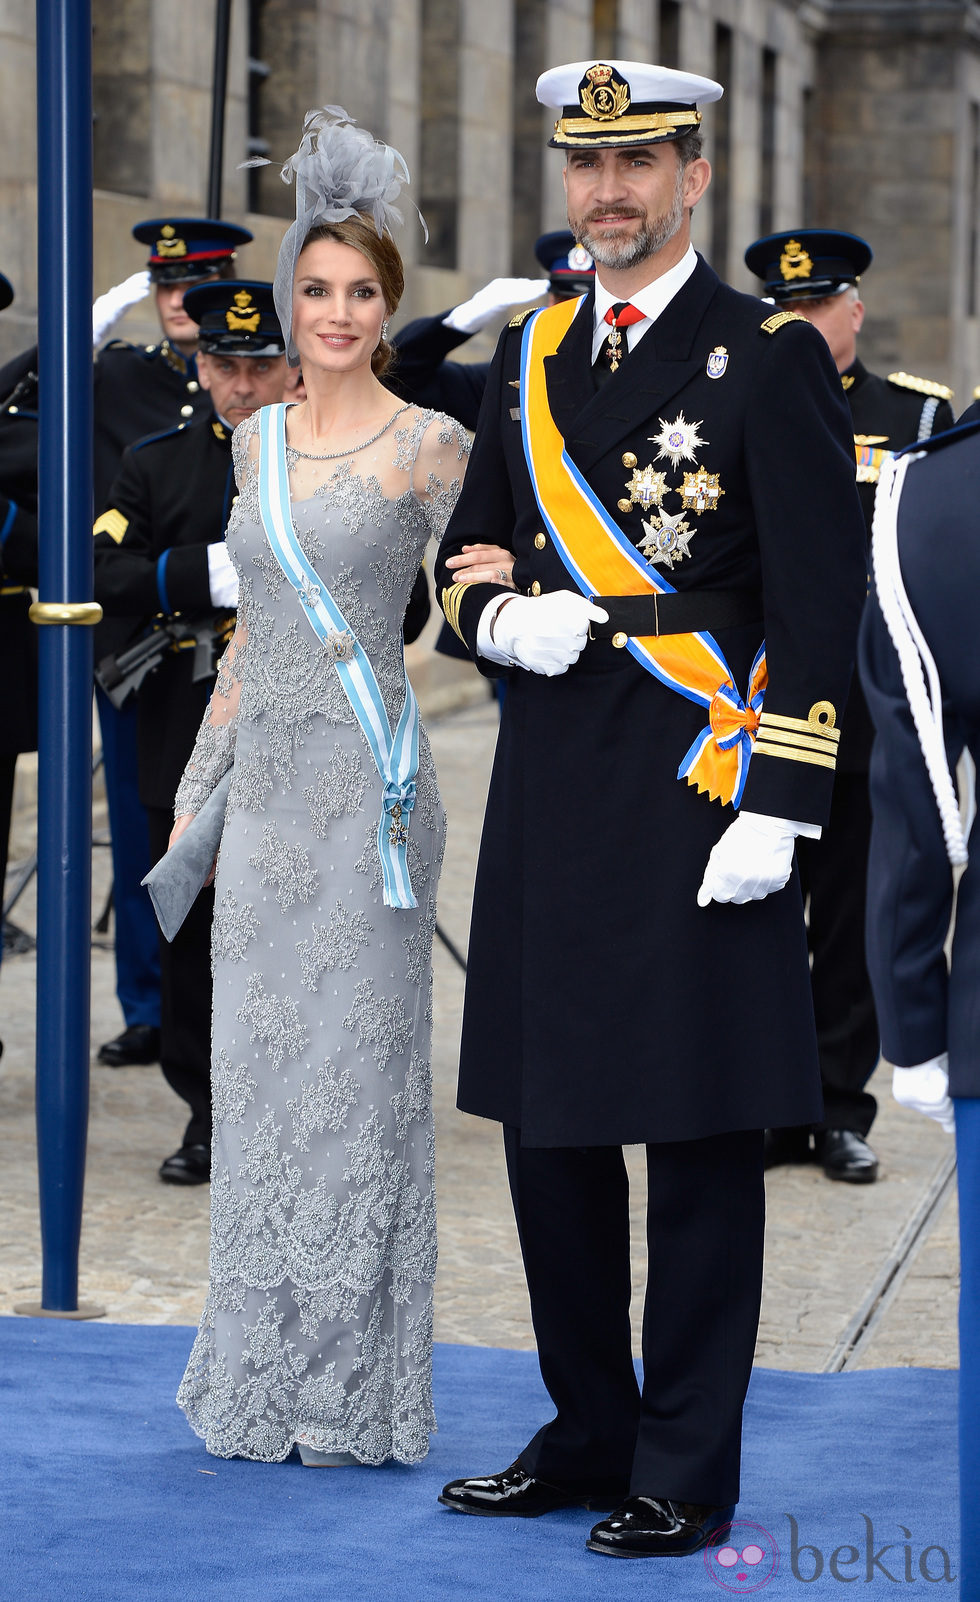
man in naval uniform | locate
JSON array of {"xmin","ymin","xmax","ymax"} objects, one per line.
[
  {"xmin": 93, "ymin": 281, "xmax": 287, "ymax": 1183},
  {"xmin": 434, "ymin": 60, "xmax": 866, "ymax": 1558},
  {"xmin": 744, "ymin": 230, "xmax": 955, "ymax": 1184},
  {"xmin": 860, "ymin": 422, "xmax": 979, "ymax": 1598}
]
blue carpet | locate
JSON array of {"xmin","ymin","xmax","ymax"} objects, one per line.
[{"xmin": 0, "ymin": 1318, "xmax": 958, "ymax": 1600}]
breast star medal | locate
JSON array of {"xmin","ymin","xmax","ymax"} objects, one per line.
[
  {"xmin": 650, "ymin": 411, "xmax": 707, "ymax": 468},
  {"xmin": 638, "ymin": 507, "xmax": 694, "ymax": 570},
  {"xmin": 617, "ymin": 463, "xmax": 668, "ymax": 514},
  {"xmin": 680, "ymin": 468, "xmax": 725, "ymax": 514}
]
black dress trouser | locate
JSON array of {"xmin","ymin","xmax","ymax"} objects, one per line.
[
  {"xmin": 795, "ymin": 771, "xmax": 880, "ymax": 1136},
  {"xmin": 504, "ymin": 1125, "xmax": 766, "ymax": 1508},
  {"xmin": 146, "ymin": 807, "xmax": 213, "ymax": 1148}
]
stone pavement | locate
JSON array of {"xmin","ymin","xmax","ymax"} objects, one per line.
[{"xmin": 0, "ymin": 668, "xmax": 959, "ymax": 1373}]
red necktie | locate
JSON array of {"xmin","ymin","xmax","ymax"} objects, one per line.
[{"xmin": 601, "ymin": 301, "xmax": 645, "ymax": 373}]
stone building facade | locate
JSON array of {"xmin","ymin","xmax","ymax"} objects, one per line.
[{"xmin": 0, "ymin": 0, "xmax": 978, "ymax": 400}]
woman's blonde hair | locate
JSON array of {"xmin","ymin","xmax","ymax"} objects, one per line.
[{"xmin": 298, "ymin": 216, "xmax": 405, "ymax": 378}]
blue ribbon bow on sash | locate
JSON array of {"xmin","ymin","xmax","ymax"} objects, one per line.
[{"xmin": 256, "ymin": 404, "xmax": 419, "ymax": 909}]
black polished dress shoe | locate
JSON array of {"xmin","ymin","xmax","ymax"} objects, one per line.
[
  {"xmin": 815, "ymin": 1128, "xmax": 879, "ymax": 1184},
  {"xmin": 159, "ymin": 1143, "xmax": 210, "ymax": 1185},
  {"xmin": 587, "ymin": 1497, "xmax": 736, "ymax": 1558},
  {"xmin": 97, "ymin": 1024, "xmax": 161, "ymax": 1067},
  {"xmin": 439, "ymin": 1461, "xmax": 619, "ymax": 1518},
  {"xmin": 763, "ymin": 1126, "xmax": 813, "ymax": 1169}
]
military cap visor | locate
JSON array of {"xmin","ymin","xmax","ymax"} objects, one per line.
[
  {"xmin": 132, "ymin": 218, "xmax": 253, "ymax": 283},
  {"xmin": 181, "ymin": 280, "xmax": 285, "ymax": 358},
  {"xmin": 744, "ymin": 230, "xmax": 873, "ymax": 302},
  {"xmin": 0, "ymin": 273, "xmax": 13, "ymax": 314},
  {"xmin": 534, "ymin": 230, "xmax": 595, "ymax": 297},
  {"xmin": 537, "ymin": 60, "xmax": 722, "ymax": 149}
]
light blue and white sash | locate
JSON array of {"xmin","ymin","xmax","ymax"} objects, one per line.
[{"xmin": 257, "ymin": 403, "xmax": 419, "ymax": 909}]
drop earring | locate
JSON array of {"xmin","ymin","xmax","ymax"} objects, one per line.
[{"xmin": 381, "ymin": 318, "xmax": 390, "ymax": 340}]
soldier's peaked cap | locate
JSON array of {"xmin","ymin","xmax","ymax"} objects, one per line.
[
  {"xmin": 744, "ymin": 230, "xmax": 873, "ymax": 302},
  {"xmin": 537, "ymin": 60, "xmax": 722, "ymax": 150},
  {"xmin": 181, "ymin": 281, "xmax": 285, "ymax": 358},
  {"xmin": 132, "ymin": 218, "xmax": 253, "ymax": 284}
]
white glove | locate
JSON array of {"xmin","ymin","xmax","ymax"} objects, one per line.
[
  {"xmin": 697, "ymin": 812, "xmax": 799, "ymax": 907},
  {"xmin": 893, "ymin": 1056, "xmax": 955, "ymax": 1134},
  {"xmin": 443, "ymin": 277, "xmax": 548, "ymax": 335},
  {"xmin": 207, "ymin": 542, "xmax": 239, "ymax": 608},
  {"xmin": 92, "ymin": 270, "xmax": 152, "ymax": 348},
  {"xmin": 491, "ymin": 591, "xmax": 608, "ymax": 676}
]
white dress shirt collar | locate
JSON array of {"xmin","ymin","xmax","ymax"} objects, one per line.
[{"xmin": 590, "ymin": 244, "xmax": 698, "ymax": 363}]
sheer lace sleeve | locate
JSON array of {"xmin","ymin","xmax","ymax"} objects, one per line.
[
  {"xmin": 173, "ymin": 620, "xmax": 248, "ymax": 818},
  {"xmin": 411, "ymin": 413, "xmax": 470, "ymax": 539}
]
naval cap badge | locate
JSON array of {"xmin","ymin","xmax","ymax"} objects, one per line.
[{"xmin": 579, "ymin": 62, "xmax": 631, "ymax": 121}]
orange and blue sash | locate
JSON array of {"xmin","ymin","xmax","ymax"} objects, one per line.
[{"xmin": 519, "ymin": 297, "xmax": 767, "ymax": 807}]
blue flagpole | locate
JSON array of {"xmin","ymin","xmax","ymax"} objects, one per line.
[{"xmin": 17, "ymin": 0, "xmax": 104, "ymax": 1318}]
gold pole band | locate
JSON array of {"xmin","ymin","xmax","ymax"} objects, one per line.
[{"xmin": 29, "ymin": 601, "xmax": 103, "ymax": 626}]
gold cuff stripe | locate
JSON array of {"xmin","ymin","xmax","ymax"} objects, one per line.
[
  {"xmin": 441, "ymin": 582, "xmax": 467, "ymax": 645},
  {"xmin": 753, "ymin": 739, "xmax": 837, "ymax": 771},
  {"xmin": 760, "ymin": 711, "xmax": 840, "ymax": 744},
  {"xmin": 93, "ymin": 508, "xmax": 128, "ymax": 544},
  {"xmin": 753, "ymin": 725, "xmax": 838, "ymax": 756},
  {"xmin": 555, "ymin": 109, "xmax": 701, "ymax": 139}
]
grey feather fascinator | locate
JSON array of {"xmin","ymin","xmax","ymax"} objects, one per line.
[{"xmin": 244, "ymin": 106, "xmax": 424, "ymax": 364}]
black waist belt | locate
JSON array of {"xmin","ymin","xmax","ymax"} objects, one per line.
[{"xmin": 589, "ymin": 588, "xmax": 762, "ymax": 642}]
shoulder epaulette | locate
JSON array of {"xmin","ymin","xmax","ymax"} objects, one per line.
[
  {"xmin": 759, "ymin": 310, "xmax": 807, "ymax": 336},
  {"xmin": 887, "ymin": 370, "xmax": 953, "ymax": 401},
  {"xmin": 131, "ymin": 424, "xmax": 184, "ymax": 453},
  {"xmin": 509, "ymin": 308, "xmax": 535, "ymax": 328}
]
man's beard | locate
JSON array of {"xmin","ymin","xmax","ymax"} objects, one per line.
[{"xmin": 570, "ymin": 166, "xmax": 685, "ymax": 270}]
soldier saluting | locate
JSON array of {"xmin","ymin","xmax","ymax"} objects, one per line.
[{"xmin": 434, "ymin": 58, "xmax": 866, "ymax": 1558}]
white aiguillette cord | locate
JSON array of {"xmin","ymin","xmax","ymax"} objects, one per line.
[{"xmin": 870, "ymin": 451, "xmax": 968, "ymax": 866}]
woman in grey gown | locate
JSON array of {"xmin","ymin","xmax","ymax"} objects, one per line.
[{"xmin": 168, "ymin": 111, "xmax": 479, "ymax": 1467}]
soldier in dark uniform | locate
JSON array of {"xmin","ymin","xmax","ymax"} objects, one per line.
[
  {"xmin": 744, "ymin": 230, "xmax": 955, "ymax": 1183},
  {"xmin": 93, "ymin": 281, "xmax": 287, "ymax": 1183},
  {"xmin": 391, "ymin": 232, "xmax": 593, "ymax": 430},
  {"xmin": 91, "ymin": 219, "xmax": 254, "ymax": 1070},
  {"xmin": 0, "ymin": 274, "xmax": 38, "ymax": 1054},
  {"xmin": 434, "ymin": 60, "xmax": 866, "ymax": 1558},
  {"xmin": 859, "ymin": 422, "xmax": 979, "ymax": 1598}
]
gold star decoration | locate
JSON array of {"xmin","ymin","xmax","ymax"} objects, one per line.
[{"xmin": 680, "ymin": 468, "xmax": 725, "ymax": 514}]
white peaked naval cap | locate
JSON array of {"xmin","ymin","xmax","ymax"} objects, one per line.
[{"xmin": 536, "ymin": 60, "xmax": 723, "ymax": 149}]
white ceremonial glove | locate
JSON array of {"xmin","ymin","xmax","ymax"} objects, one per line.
[
  {"xmin": 442, "ymin": 277, "xmax": 548, "ymax": 335},
  {"xmin": 92, "ymin": 270, "xmax": 152, "ymax": 349},
  {"xmin": 207, "ymin": 542, "xmax": 239, "ymax": 608},
  {"xmin": 892, "ymin": 1056, "xmax": 956, "ymax": 1134},
  {"xmin": 490, "ymin": 591, "xmax": 608, "ymax": 676},
  {"xmin": 697, "ymin": 811, "xmax": 801, "ymax": 908}
]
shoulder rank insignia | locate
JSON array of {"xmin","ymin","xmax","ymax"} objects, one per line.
[
  {"xmin": 509, "ymin": 308, "xmax": 535, "ymax": 328},
  {"xmin": 887, "ymin": 370, "xmax": 953, "ymax": 401},
  {"xmin": 759, "ymin": 310, "xmax": 807, "ymax": 336}
]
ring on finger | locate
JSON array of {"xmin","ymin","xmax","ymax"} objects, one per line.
[{"xmin": 496, "ymin": 567, "xmax": 508, "ymax": 583}]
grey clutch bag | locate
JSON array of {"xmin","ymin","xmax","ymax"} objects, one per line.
[{"xmin": 141, "ymin": 769, "xmax": 232, "ymax": 942}]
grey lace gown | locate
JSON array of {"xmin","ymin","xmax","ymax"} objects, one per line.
[{"xmin": 173, "ymin": 403, "xmax": 468, "ymax": 1463}]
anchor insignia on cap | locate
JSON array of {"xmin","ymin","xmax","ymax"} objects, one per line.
[{"xmin": 580, "ymin": 63, "xmax": 631, "ymax": 121}]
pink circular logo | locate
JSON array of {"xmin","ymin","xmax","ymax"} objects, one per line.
[{"xmin": 704, "ymin": 1519, "xmax": 780, "ymax": 1592}]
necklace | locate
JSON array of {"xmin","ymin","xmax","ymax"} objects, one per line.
[{"xmin": 286, "ymin": 404, "xmax": 410, "ymax": 461}]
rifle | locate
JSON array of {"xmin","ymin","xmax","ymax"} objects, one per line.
[{"xmin": 95, "ymin": 614, "xmax": 233, "ymax": 709}]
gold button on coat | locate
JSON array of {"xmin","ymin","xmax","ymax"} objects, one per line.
[
  {"xmin": 530, "ymin": 580, "xmax": 542, "ymax": 597},
  {"xmin": 617, "ymin": 498, "xmax": 631, "ymax": 513},
  {"xmin": 534, "ymin": 532, "xmax": 546, "ymax": 550},
  {"xmin": 622, "ymin": 452, "xmax": 637, "ymax": 469},
  {"xmin": 180, "ymin": 404, "xmax": 194, "ymax": 418},
  {"xmin": 612, "ymin": 631, "xmax": 628, "ymax": 649}
]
